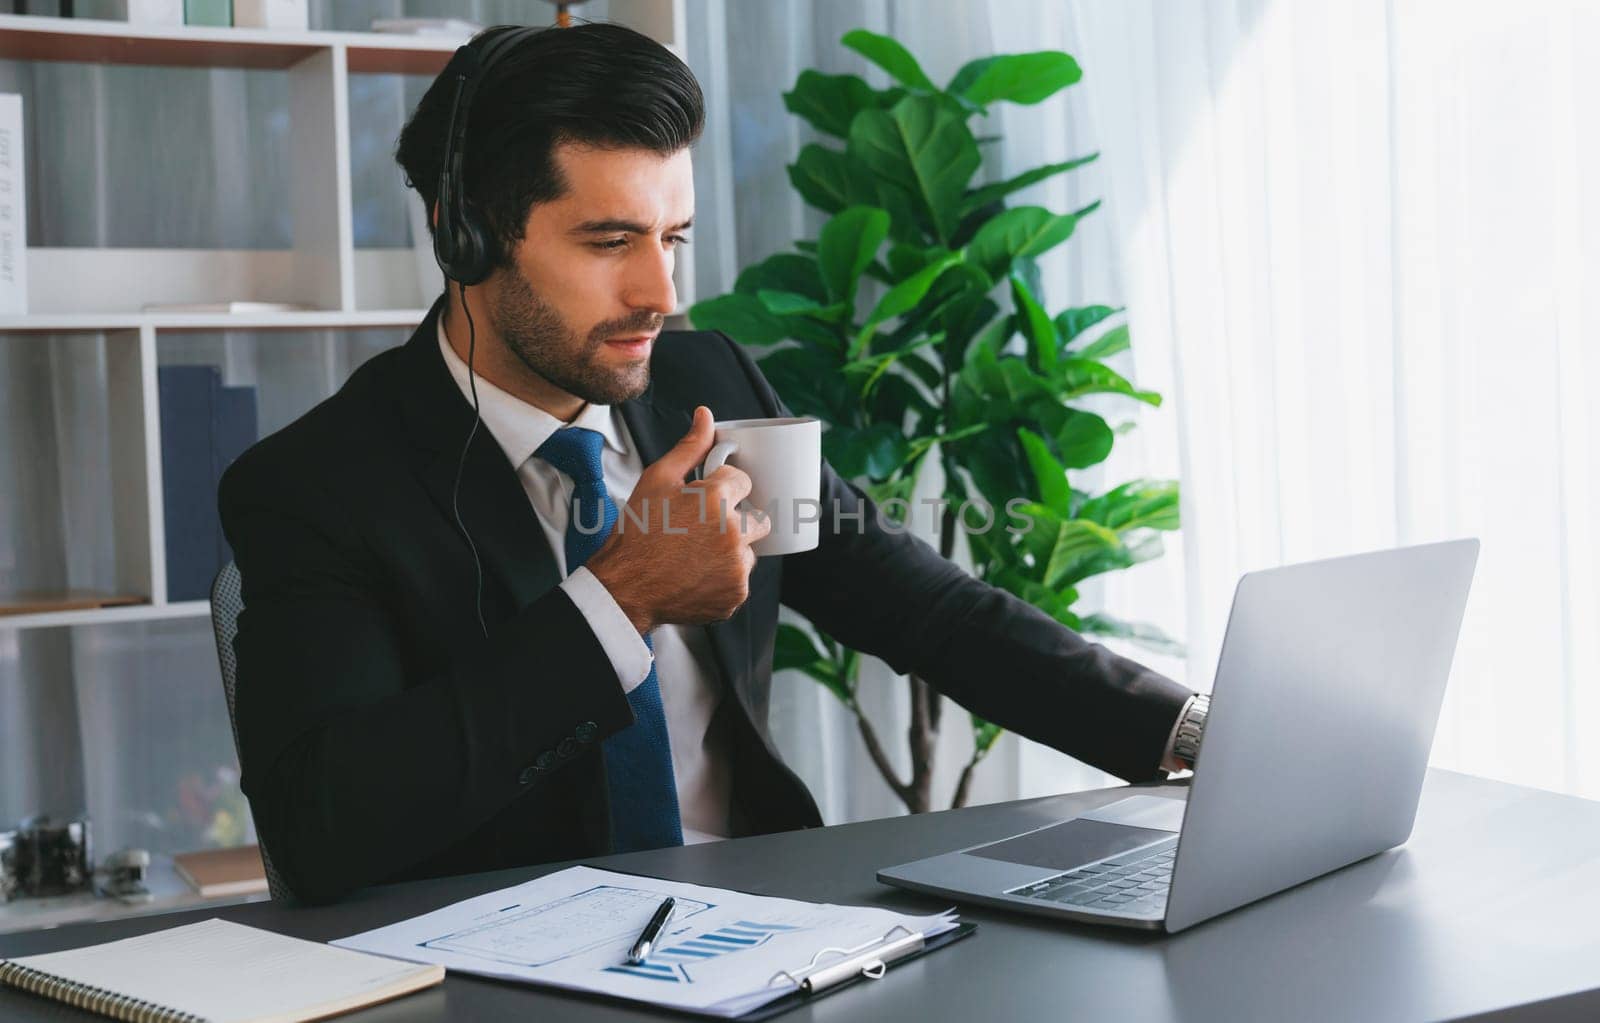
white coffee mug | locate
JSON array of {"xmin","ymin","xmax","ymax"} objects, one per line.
[{"xmin": 700, "ymin": 417, "xmax": 822, "ymax": 556}]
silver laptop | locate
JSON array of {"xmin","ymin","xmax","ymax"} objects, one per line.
[{"xmin": 879, "ymin": 539, "xmax": 1479, "ymax": 933}]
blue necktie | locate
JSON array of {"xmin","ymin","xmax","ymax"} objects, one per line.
[{"xmin": 534, "ymin": 426, "xmax": 684, "ymax": 853}]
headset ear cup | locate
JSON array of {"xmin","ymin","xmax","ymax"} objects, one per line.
[
  {"xmin": 453, "ymin": 200, "xmax": 495, "ymax": 285},
  {"xmin": 435, "ymin": 196, "xmax": 493, "ymax": 286}
]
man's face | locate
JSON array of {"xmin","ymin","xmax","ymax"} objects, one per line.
[{"xmin": 486, "ymin": 142, "xmax": 694, "ymax": 407}]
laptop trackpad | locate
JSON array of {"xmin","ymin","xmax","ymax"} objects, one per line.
[{"xmin": 966, "ymin": 817, "xmax": 1172, "ymax": 871}]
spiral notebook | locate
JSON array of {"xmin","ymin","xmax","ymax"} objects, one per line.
[{"xmin": 0, "ymin": 918, "xmax": 442, "ymax": 1023}]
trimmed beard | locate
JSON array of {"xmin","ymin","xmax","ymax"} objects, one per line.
[{"xmin": 488, "ymin": 263, "xmax": 660, "ymax": 406}]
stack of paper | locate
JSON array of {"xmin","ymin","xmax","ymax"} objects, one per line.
[{"xmin": 334, "ymin": 865, "xmax": 962, "ymax": 1019}]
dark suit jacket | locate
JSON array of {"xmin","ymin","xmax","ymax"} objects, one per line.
[{"xmin": 219, "ymin": 298, "xmax": 1191, "ymax": 903}]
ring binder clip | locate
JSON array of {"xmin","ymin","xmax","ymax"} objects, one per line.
[{"xmin": 765, "ymin": 923, "xmax": 926, "ymax": 995}]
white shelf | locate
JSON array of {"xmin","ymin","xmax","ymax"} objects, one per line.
[
  {"xmin": 0, "ymin": 12, "xmax": 459, "ymax": 75},
  {"xmin": 0, "ymin": 309, "xmax": 429, "ymax": 333},
  {"xmin": 0, "ymin": 600, "xmax": 210, "ymax": 631},
  {"xmin": 0, "ymin": 853, "xmax": 266, "ymax": 934}
]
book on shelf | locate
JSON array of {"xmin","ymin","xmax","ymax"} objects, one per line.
[
  {"xmin": 158, "ymin": 366, "xmax": 259, "ymax": 602},
  {"xmin": 233, "ymin": 0, "xmax": 308, "ymax": 30},
  {"xmin": 0, "ymin": 917, "xmax": 443, "ymax": 1023},
  {"xmin": 371, "ymin": 17, "xmax": 481, "ymax": 38},
  {"xmin": 0, "ymin": 94, "xmax": 26, "ymax": 316},
  {"xmin": 183, "ymin": 0, "xmax": 232, "ymax": 28},
  {"xmin": 172, "ymin": 845, "xmax": 268, "ymax": 897},
  {"xmin": 126, "ymin": 0, "xmax": 184, "ymax": 25},
  {"xmin": 212, "ymin": 381, "xmax": 257, "ymax": 569}
]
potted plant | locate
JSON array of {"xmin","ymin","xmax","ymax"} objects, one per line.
[{"xmin": 691, "ymin": 30, "xmax": 1181, "ymax": 812}]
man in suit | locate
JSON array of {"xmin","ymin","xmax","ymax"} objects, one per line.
[{"xmin": 220, "ymin": 23, "xmax": 1207, "ymax": 904}]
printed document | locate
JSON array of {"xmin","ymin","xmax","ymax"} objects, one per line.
[{"xmin": 333, "ymin": 865, "xmax": 958, "ymax": 1017}]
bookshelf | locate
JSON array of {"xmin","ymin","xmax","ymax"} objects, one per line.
[
  {"xmin": 0, "ymin": 5, "xmax": 694, "ymax": 630},
  {"xmin": 0, "ymin": 3, "xmax": 697, "ymax": 930}
]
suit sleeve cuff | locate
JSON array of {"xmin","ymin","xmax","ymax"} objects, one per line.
[{"xmin": 560, "ymin": 567, "xmax": 654, "ymax": 693}]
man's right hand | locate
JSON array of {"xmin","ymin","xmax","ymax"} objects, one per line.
[{"xmin": 587, "ymin": 406, "xmax": 771, "ymax": 634}]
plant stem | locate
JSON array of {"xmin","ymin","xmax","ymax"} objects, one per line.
[
  {"xmin": 926, "ymin": 489, "xmax": 961, "ymax": 737},
  {"xmin": 905, "ymin": 675, "xmax": 935, "ymax": 814},
  {"xmin": 854, "ymin": 707, "xmax": 914, "ymax": 808},
  {"xmin": 951, "ymin": 751, "xmax": 984, "ymax": 809}
]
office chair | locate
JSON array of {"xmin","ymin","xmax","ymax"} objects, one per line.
[{"xmin": 209, "ymin": 562, "xmax": 294, "ymax": 902}]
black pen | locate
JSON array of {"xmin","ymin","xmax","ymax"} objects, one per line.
[{"xmin": 627, "ymin": 896, "xmax": 675, "ymax": 965}]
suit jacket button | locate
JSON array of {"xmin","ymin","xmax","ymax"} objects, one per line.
[
  {"xmin": 576, "ymin": 721, "xmax": 598, "ymax": 742},
  {"xmin": 557, "ymin": 738, "xmax": 578, "ymax": 758},
  {"xmin": 518, "ymin": 766, "xmax": 537, "ymax": 785},
  {"xmin": 535, "ymin": 750, "xmax": 558, "ymax": 771}
]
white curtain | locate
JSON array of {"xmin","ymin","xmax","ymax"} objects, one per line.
[{"xmin": 1019, "ymin": 0, "xmax": 1600, "ymax": 800}]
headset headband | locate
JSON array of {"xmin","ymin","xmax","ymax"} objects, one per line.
[{"xmin": 435, "ymin": 26, "xmax": 543, "ymax": 285}]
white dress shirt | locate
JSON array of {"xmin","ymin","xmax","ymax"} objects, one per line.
[{"xmin": 438, "ymin": 323, "xmax": 732, "ymax": 843}]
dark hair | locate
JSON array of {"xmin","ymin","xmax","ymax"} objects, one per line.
[{"xmin": 396, "ymin": 22, "xmax": 704, "ymax": 272}]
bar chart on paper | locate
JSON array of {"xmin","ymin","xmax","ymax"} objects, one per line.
[{"xmin": 605, "ymin": 919, "xmax": 803, "ymax": 984}]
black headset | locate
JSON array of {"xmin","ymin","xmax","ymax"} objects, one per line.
[
  {"xmin": 435, "ymin": 26, "xmax": 543, "ymax": 285},
  {"xmin": 435, "ymin": 25, "xmax": 544, "ymax": 638}
]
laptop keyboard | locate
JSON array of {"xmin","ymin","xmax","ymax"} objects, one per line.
[{"xmin": 1007, "ymin": 837, "xmax": 1179, "ymax": 916}]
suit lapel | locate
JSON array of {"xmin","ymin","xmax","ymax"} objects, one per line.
[
  {"xmin": 395, "ymin": 307, "xmax": 756, "ymax": 704},
  {"xmin": 396, "ymin": 301, "xmax": 560, "ymax": 622},
  {"xmin": 619, "ymin": 390, "xmax": 757, "ymax": 716}
]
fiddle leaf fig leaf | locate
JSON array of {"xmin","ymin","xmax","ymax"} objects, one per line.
[
  {"xmin": 788, "ymin": 144, "xmax": 877, "ymax": 215},
  {"xmin": 849, "ymin": 95, "xmax": 982, "ymax": 244},
  {"xmin": 950, "ymin": 51, "xmax": 1083, "ymax": 108},
  {"xmin": 969, "ymin": 204, "xmax": 1096, "ymax": 282},
  {"xmin": 1044, "ymin": 519, "xmax": 1127, "ymax": 589},
  {"xmin": 1076, "ymin": 480, "xmax": 1181, "ymax": 533},
  {"xmin": 818, "ymin": 205, "xmax": 891, "ymax": 304},
  {"xmin": 1073, "ymin": 323, "xmax": 1130, "ymax": 360},
  {"xmin": 1048, "ymin": 407, "xmax": 1115, "ymax": 468},
  {"xmin": 1010, "ymin": 272, "xmax": 1060, "ymax": 374},
  {"xmin": 784, "ymin": 70, "xmax": 878, "ymax": 138},
  {"xmin": 1055, "ymin": 305, "xmax": 1121, "ymax": 342},
  {"xmin": 960, "ymin": 153, "xmax": 1099, "ymax": 216},
  {"xmin": 842, "ymin": 29, "xmax": 939, "ymax": 93},
  {"xmin": 1018, "ymin": 427, "xmax": 1072, "ymax": 515},
  {"xmin": 689, "ymin": 293, "xmax": 790, "ymax": 346},
  {"xmin": 736, "ymin": 253, "xmax": 828, "ymax": 303}
]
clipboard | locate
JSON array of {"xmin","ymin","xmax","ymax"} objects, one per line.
[
  {"xmin": 505, "ymin": 920, "xmax": 978, "ymax": 1020},
  {"xmin": 736, "ymin": 920, "xmax": 977, "ymax": 1021}
]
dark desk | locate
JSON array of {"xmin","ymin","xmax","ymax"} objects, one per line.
[{"xmin": 3, "ymin": 769, "xmax": 1599, "ymax": 1022}]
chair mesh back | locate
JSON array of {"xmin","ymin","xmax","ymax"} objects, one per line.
[{"xmin": 210, "ymin": 562, "xmax": 294, "ymax": 902}]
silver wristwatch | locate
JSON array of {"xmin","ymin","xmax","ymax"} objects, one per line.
[{"xmin": 1172, "ymin": 693, "xmax": 1210, "ymax": 770}]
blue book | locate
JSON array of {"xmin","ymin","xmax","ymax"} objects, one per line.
[
  {"xmin": 211, "ymin": 384, "xmax": 259, "ymax": 571},
  {"xmin": 159, "ymin": 366, "xmax": 220, "ymax": 602}
]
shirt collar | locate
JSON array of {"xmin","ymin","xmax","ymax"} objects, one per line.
[{"xmin": 436, "ymin": 317, "xmax": 628, "ymax": 470}]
